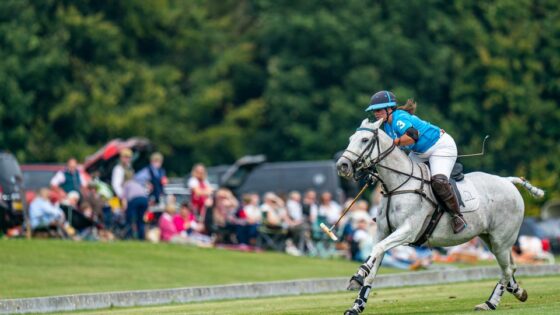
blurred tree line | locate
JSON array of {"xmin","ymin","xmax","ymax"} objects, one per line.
[{"xmin": 1, "ymin": 0, "xmax": 559, "ymax": 211}]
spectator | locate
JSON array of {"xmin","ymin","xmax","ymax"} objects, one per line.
[
  {"xmin": 188, "ymin": 163, "xmax": 213, "ymax": 219},
  {"xmin": 50, "ymin": 158, "xmax": 87, "ymax": 195},
  {"xmin": 158, "ymin": 203, "xmax": 214, "ymax": 246},
  {"xmin": 312, "ymin": 192, "xmax": 342, "ymax": 226},
  {"xmin": 348, "ymin": 200, "xmax": 370, "ymax": 225},
  {"xmin": 260, "ymin": 192, "xmax": 288, "ymax": 229},
  {"xmin": 243, "ymin": 194, "xmax": 261, "ymax": 226},
  {"xmin": 512, "ymin": 235, "xmax": 554, "ymax": 265},
  {"xmin": 434, "ymin": 238, "xmax": 494, "ymax": 264},
  {"xmin": 286, "ymin": 191, "xmax": 304, "ymax": 226},
  {"xmin": 352, "ymin": 217, "xmax": 374, "ymax": 261},
  {"xmin": 135, "ymin": 152, "xmax": 167, "ymax": 204},
  {"xmin": 80, "ymin": 181, "xmax": 105, "ymax": 221},
  {"xmin": 159, "ymin": 204, "xmax": 181, "ymax": 242},
  {"xmin": 111, "ymin": 148, "xmax": 134, "ymax": 199},
  {"xmin": 74, "ymin": 201, "xmax": 99, "ymax": 240},
  {"xmin": 232, "ymin": 194, "xmax": 261, "ymax": 245},
  {"xmin": 80, "ymin": 201, "xmax": 94, "ymax": 219},
  {"xmin": 87, "ymin": 171, "xmax": 115, "ymax": 229},
  {"xmin": 383, "ymin": 245, "xmax": 432, "ymax": 270},
  {"xmin": 29, "ymin": 188, "xmax": 66, "ymax": 231},
  {"xmin": 61, "ymin": 191, "xmax": 80, "ymax": 209},
  {"xmin": 341, "ymin": 199, "xmax": 370, "ymax": 244},
  {"xmin": 302, "ymin": 190, "xmax": 318, "ymax": 225},
  {"xmin": 122, "ymin": 170, "xmax": 149, "ymax": 240},
  {"xmin": 176, "ymin": 203, "xmax": 214, "ymax": 246},
  {"xmin": 174, "ymin": 202, "xmax": 202, "ymax": 234},
  {"xmin": 285, "ymin": 191, "xmax": 308, "ymax": 252},
  {"xmin": 209, "ymin": 188, "xmax": 238, "ymax": 241}
]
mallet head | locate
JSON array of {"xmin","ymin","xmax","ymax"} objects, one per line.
[{"xmin": 320, "ymin": 222, "xmax": 338, "ymax": 241}]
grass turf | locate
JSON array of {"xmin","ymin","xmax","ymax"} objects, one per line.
[
  {"xmin": 0, "ymin": 239, "xmax": 374, "ymax": 299},
  {"xmin": 69, "ymin": 276, "xmax": 560, "ymax": 315}
]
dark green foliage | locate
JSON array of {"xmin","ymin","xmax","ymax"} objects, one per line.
[{"xmin": 0, "ymin": 0, "xmax": 558, "ymax": 210}]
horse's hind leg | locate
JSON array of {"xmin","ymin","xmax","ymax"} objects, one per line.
[
  {"xmin": 474, "ymin": 247, "xmax": 509, "ymax": 311},
  {"xmin": 506, "ymin": 253, "xmax": 528, "ymax": 302},
  {"xmin": 474, "ymin": 243, "xmax": 526, "ymax": 311}
]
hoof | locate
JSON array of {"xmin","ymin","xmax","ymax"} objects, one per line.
[
  {"xmin": 474, "ymin": 302, "xmax": 495, "ymax": 311},
  {"xmin": 517, "ymin": 289, "xmax": 528, "ymax": 302},
  {"xmin": 347, "ymin": 279, "xmax": 362, "ymax": 291},
  {"xmin": 344, "ymin": 309, "xmax": 359, "ymax": 315}
]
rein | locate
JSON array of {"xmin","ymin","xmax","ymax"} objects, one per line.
[{"xmin": 343, "ymin": 126, "xmax": 438, "ymax": 235}]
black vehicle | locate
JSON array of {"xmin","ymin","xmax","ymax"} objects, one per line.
[
  {"xmin": 206, "ymin": 155, "xmax": 356, "ymax": 202},
  {"xmin": 0, "ymin": 152, "xmax": 26, "ymax": 234},
  {"xmin": 518, "ymin": 217, "xmax": 560, "ymax": 254}
]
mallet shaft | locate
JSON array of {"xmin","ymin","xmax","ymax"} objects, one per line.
[{"xmin": 321, "ymin": 182, "xmax": 370, "ymax": 241}]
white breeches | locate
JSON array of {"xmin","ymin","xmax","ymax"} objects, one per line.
[{"xmin": 408, "ymin": 132, "xmax": 457, "ymax": 178}]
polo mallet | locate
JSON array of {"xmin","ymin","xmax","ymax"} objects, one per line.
[{"xmin": 320, "ymin": 183, "xmax": 370, "ymax": 241}]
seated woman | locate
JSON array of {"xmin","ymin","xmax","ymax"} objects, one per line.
[
  {"xmin": 29, "ymin": 188, "xmax": 74, "ymax": 237},
  {"xmin": 158, "ymin": 204, "xmax": 182, "ymax": 243},
  {"xmin": 159, "ymin": 203, "xmax": 213, "ymax": 246}
]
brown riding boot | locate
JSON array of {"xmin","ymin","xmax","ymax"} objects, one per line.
[{"xmin": 431, "ymin": 174, "xmax": 467, "ymax": 234}]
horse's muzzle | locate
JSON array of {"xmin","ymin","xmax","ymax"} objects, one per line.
[{"xmin": 337, "ymin": 158, "xmax": 353, "ymax": 178}]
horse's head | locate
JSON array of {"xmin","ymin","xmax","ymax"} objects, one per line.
[{"xmin": 336, "ymin": 118, "xmax": 386, "ymax": 178}]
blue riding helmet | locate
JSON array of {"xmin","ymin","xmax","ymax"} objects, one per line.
[{"xmin": 365, "ymin": 91, "xmax": 397, "ymax": 112}]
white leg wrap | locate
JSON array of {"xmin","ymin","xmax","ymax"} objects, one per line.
[
  {"xmin": 506, "ymin": 276, "xmax": 527, "ymax": 301},
  {"xmin": 352, "ymin": 285, "xmax": 371, "ymax": 313},
  {"xmin": 487, "ymin": 283, "xmax": 505, "ymax": 309},
  {"xmin": 357, "ymin": 256, "xmax": 375, "ymax": 277},
  {"xmin": 506, "ymin": 278, "xmax": 519, "ymax": 293}
]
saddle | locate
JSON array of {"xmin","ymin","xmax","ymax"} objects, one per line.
[{"xmin": 410, "ymin": 162, "xmax": 476, "ymax": 247}]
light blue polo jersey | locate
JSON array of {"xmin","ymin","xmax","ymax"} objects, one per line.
[{"xmin": 383, "ymin": 110, "xmax": 441, "ymax": 153}]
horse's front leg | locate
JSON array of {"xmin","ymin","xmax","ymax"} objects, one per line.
[{"xmin": 344, "ymin": 224, "xmax": 416, "ymax": 315}]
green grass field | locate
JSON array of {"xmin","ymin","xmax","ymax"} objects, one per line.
[
  {"xmin": 69, "ymin": 276, "xmax": 560, "ymax": 315},
  {"xmin": 0, "ymin": 239, "xmax": 379, "ymax": 299}
]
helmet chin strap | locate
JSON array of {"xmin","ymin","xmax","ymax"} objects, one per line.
[{"xmin": 384, "ymin": 107, "xmax": 395, "ymax": 123}]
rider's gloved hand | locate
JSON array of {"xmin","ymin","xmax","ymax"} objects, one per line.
[{"xmin": 365, "ymin": 173, "xmax": 377, "ymax": 186}]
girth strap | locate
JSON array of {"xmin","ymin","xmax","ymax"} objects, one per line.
[{"xmin": 410, "ymin": 205, "xmax": 444, "ymax": 247}]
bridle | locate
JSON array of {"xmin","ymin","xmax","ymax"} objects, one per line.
[
  {"xmin": 340, "ymin": 125, "xmax": 438, "ymax": 236},
  {"xmin": 340, "ymin": 127, "xmax": 396, "ymax": 176}
]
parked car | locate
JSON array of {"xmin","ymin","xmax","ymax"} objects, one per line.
[
  {"xmin": 21, "ymin": 164, "xmax": 64, "ymax": 191},
  {"xmin": 164, "ymin": 177, "xmax": 191, "ymax": 206},
  {"xmin": 0, "ymin": 152, "xmax": 26, "ymax": 234},
  {"xmin": 206, "ymin": 155, "xmax": 354, "ymax": 202},
  {"xmin": 84, "ymin": 137, "xmax": 153, "ymax": 182},
  {"xmin": 518, "ymin": 217, "xmax": 560, "ymax": 254}
]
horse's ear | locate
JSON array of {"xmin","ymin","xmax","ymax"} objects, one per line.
[
  {"xmin": 360, "ymin": 118, "xmax": 369, "ymax": 127},
  {"xmin": 372, "ymin": 118, "xmax": 384, "ymax": 129}
]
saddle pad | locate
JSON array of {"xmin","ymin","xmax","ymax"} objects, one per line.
[{"xmin": 454, "ymin": 178, "xmax": 480, "ymax": 213}]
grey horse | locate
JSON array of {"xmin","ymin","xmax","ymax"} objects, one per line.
[{"xmin": 336, "ymin": 118, "xmax": 544, "ymax": 314}]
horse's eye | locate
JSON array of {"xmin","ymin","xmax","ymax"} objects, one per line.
[{"xmin": 361, "ymin": 138, "xmax": 369, "ymax": 143}]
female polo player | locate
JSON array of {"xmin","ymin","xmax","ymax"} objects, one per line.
[{"xmin": 366, "ymin": 90, "xmax": 467, "ymax": 233}]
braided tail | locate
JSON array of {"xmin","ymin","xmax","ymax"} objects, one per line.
[{"xmin": 507, "ymin": 177, "xmax": 545, "ymax": 198}]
